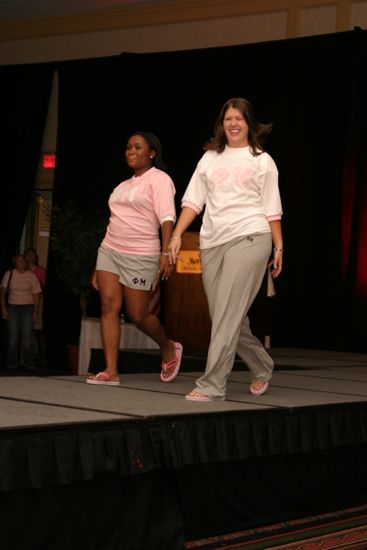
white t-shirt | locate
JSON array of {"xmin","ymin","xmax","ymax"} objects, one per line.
[
  {"xmin": 1, "ymin": 269, "xmax": 41, "ymax": 305},
  {"xmin": 182, "ymin": 145, "xmax": 283, "ymax": 249}
]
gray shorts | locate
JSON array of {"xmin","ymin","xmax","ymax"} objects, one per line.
[{"xmin": 96, "ymin": 245, "xmax": 160, "ymax": 291}]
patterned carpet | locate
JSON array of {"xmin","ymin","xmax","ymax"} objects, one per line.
[{"xmin": 185, "ymin": 504, "xmax": 367, "ymax": 549}]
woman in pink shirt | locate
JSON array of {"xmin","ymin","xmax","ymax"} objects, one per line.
[
  {"xmin": 87, "ymin": 132, "xmax": 183, "ymax": 385},
  {"xmin": 0, "ymin": 253, "xmax": 41, "ymax": 370},
  {"xmin": 24, "ymin": 247, "xmax": 47, "ymax": 365}
]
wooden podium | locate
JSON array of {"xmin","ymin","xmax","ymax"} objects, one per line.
[
  {"xmin": 162, "ymin": 232, "xmax": 211, "ymax": 351},
  {"xmin": 162, "ymin": 232, "xmax": 271, "ymax": 351}
]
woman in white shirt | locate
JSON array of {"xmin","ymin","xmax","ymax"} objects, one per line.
[{"xmin": 169, "ymin": 98, "xmax": 283, "ymax": 401}]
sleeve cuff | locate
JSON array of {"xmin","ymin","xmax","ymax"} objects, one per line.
[
  {"xmin": 160, "ymin": 215, "xmax": 176, "ymax": 224},
  {"xmin": 266, "ymin": 215, "xmax": 282, "ymax": 221},
  {"xmin": 182, "ymin": 201, "xmax": 202, "ymax": 214}
]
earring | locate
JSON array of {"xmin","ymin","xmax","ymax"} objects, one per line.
[{"xmin": 150, "ymin": 156, "xmax": 153, "ymax": 159}]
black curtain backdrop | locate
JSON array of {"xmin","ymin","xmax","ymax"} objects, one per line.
[
  {"xmin": 53, "ymin": 56, "xmax": 124, "ymax": 210},
  {"xmin": 340, "ymin": 30, "xmax": 367, "ymax": 351},
  {"xmin": 45, "ymin": 56, "xmax": 124, "ymax": 364},
  {"xmin": 2, "ymin": 29, "xmax": 366, "ymax": 363},
  {"xmin": 0, "ymin": 63, "xmax": 54, "ymax": 276},
  {"xmin": 118, "ymin": 30, "xmax": 367, "ymax": 352}
]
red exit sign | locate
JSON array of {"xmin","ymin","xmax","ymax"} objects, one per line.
[{"xmin": 42, "ymin": 154, "xmax": 56, "ymax": 169}]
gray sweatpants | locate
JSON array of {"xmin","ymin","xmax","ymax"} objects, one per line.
[{"xmin": 195, "ymin": 233, "xmax": 274, "ymax": 400}]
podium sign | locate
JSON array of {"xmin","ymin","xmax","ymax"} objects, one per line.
[{"xmin": 176, "ymin": 250, "xmax": 202, "ymax": 274}]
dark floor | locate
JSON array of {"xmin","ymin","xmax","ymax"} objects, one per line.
[{"xmin": 1, "ymin": 347, "xmax": 367, "ymax": 429}]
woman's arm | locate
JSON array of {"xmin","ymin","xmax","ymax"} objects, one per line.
[
  {"xmin": 168, "ymin": 206, "xmax": 198, "ymax": 263},
  {"xmin": 159, "ymin": 220, "xmax": 174, "ymax": 280},
  {"xmin": 268, "ymin": 219, "xmax": 283, "ymax": 278},
  {"xmin": 0, "ymin": 287, "xmax": 8, "ymax": 320},
  {"xmin": 161, "ymin": 220, "xmax": 174, "ymax": 253},
  {"xmin": 32, "ymin": 292, "xmax": 41, "ymax": 322}
]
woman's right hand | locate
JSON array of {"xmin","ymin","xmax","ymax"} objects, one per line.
[
  {"xmin": 167, "ymin": 208, "xmax": 197, "ymax": 264},
  {"xmin": 168, "ymin": 237, "xmax": 182, "ymax": 264}
]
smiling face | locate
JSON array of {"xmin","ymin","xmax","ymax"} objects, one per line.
[
  {"xmin": 223, "ymin": 106, "xmax": 249, "ymax": 148},
  {"xmin": 125, "ymin": 134, "xmax": 155, "ymax": 176}
]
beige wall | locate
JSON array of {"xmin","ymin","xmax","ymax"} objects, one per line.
[{"xmin": 0, "ymin": 0, "xmax": 366, "ymax": 65}]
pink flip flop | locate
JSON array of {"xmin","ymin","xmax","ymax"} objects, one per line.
[
  {"xmin": 86, "ymin": 372, "xmax": 120, "ymax": 386},
  {"xmin": 250, "ymin": 381, "xmax": 269, "ymax": 396},
  {"xmin": 185, "ymin": 390, "xmax": 213, "ymax": 402},
  {"xmin": 160, "ymin": 342, "xmax": 183, "ymax": 383}
]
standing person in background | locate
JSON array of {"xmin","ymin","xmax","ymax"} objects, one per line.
[
  {"xmin": 87, "ymin": 131, "xmax": 183, "ymax": 386},
  {"xmin": 24, "ymin": 248, "xmax": 46, "ymax": 290},
  {"xmin": 0, "ymin": 253, "xmax": 41, "ymax": 370},
  {"xmin": 169, "ymin": 97, "xmax": 283, "ymax": 401},
  {"xmin": 24, "ymin": 247, "xmax": 47, "ymax": 366}
]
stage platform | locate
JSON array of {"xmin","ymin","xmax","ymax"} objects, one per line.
[{"xmin": 1, "ymin": 348, "xmax": 367, "ymax": 550}]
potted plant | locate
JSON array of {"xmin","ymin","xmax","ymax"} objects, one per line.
[{"xmin": 49, "ymin": 200, "xmax": 108, "ymax": 372}]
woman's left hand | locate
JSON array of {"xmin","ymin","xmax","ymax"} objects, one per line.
[
  {"xmin": 269, "ymin": 249, "xmax": 283, "ymax": 278},
  {"xmin": 159, "ymin": 254, "xmax": 174, "ymax": 280}
]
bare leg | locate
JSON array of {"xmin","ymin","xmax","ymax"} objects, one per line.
[
  {"xmin": 124, "ymin": 287, "xmax": 177, "ymax": 373},
  {"xmin": 88, "ymin": 270, "xmax": 122, "ymax": 379}
]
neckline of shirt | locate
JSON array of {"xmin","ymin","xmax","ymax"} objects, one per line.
[
  {"xmin": 132, "ymin": 166, "xmax": 155, "ymax": 180},
  {"xmin": 224, "ymin": 144, "xmax": 250, "ymax": 153}
]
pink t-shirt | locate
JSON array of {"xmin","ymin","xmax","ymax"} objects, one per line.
[
  {"xmin": 102, "ymin": 167, "xmax": 176, "ymax": 255},
  {"xmin": 32, "ymin": 265, "xmax": 46, "ymax": 289},
  {"xmin": 1, "ymin": 269, "xmax": 41, "ymax": 305}
]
